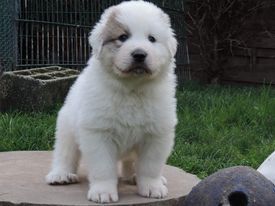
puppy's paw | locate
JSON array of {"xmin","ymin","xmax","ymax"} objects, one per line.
[
  {"xmin": 137, "ymin": 176, "xmax": 168, "ymax": 199},
  {"xmin": 46, "ymin": 171, "xmax": 79, "ymax": 185},
  {"xmin": 161, "ymin": 176, "xmax": 167, "ymax": 185},
  {"xmin": 87, "ymin": 180, "xmax": 118, "ymax": 203}
]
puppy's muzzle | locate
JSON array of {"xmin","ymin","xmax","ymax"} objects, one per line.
[
  {"xmin": 128, "ymin": 65, "xmax": 151, "ymax": 75},
  {"xmin": 116, "ymin": 49, "xmax": 151, "ymax": 75},
  {"xmin": 131, "ymin": 49, "xmax": 147, "ymax": 63},
  {"xmin": 127, "ymin": 49, "xmax": 151, "ymax": 75}
]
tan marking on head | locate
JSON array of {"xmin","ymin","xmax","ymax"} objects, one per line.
[{"xmin": 102, "ymin": 10, "xmax": 129, "ymax": 45}]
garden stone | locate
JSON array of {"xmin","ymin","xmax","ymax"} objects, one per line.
[
  {"xmin": 0, "ymin": 66, "xmax": 79, "ymax": 111},
  {"xmin": 184, "ymin": 166, "xmax": 275, "ymax": 206},
  {"xmin": 0, "ymin": 151, "xmax": 200, "ymax": 206}
]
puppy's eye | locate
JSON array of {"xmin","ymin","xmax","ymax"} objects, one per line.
[
  {"xmin": 118, "ymin": 34, "xmax": 129, "ymax": 42},
  {"xmin": 148, "ymin": 35, "xmax": 156, "ymax": 43}
]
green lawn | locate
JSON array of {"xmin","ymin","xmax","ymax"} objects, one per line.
[
  {"xmin": 1, "ymin": 84, "xmax": 274, "ymax": 178},
  {"xmin": 0, "ymin": 108, "xmax": 57, "ymax": 151}
]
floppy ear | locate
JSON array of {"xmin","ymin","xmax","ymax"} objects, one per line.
[
  {"xmin": 88, "ymin": 6, "xmax": 116, "ymax": 57},
  {"xmin": 161, "ymin": 12, "xmax": 178, "ymax": 57},
  {"xmin": 89, "ymin": 24, "xmax": 103, "ymax": 57},
  {"xmin": 168, "ymin": 33, "xmax": 178, "ymax": 57}
]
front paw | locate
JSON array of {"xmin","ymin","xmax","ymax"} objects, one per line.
[
  {"xmin": 46, "ymin": 171, "xmax": 79, "ymax": 185},
  {"xmin": 137, "ymin": 176, "xmax": 168, "ymax": 198},
  {"xmin": 87, "ymin": 180, "xmax": 118, "ymax": 203}
]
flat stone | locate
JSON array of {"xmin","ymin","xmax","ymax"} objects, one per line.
[{"xmin": 0, "ymin": 151, "xmax": 200, "ymax": 206}]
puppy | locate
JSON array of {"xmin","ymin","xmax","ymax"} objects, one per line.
[{"xmin": 46, "ymin": 0, "xmax": 178, "ymax": 203}]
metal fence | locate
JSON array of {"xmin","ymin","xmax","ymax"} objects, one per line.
[
  {"xmin": 0, "ymin": 0, "xmax": 18, "ymax": 71},
  {"xmin": 0, "ymin": 0, "xmax": 190, "ymax": 82}
]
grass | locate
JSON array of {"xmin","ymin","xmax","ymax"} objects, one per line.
[
  {"xmin": 0, "ymin": 108, "xmax": 57, "ymax": 151},
  {"xmin": 169, "ymin": 83, "xmax": 275, "ymax": 178},
  {"xmin": 0, "ymin": 84, "xmax": 275, "ymax": 178}
]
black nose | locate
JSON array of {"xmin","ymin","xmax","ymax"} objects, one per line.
[{"xmin": 131, "ymin": 49, "xmax": 147, "ymax": 62}]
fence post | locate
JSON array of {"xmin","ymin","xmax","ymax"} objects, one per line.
[{"xmin": 0, "ymin": 0, "xmax": 18, "ymax": 71}]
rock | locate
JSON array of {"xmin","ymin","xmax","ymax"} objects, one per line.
[
  {"xmin": 0, "ymin": 151, "xmax": 200, "ymax": 206},
  {"xmin": 0, "ymin": 66, "xmax": 79, "ymax": 111},
  {"xmin": 184, "ymin": 166, "xmax": 275, "ymax": 206}
]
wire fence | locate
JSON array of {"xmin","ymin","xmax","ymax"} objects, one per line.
[
  {"xmin": 0, "ymin": 0, "xmax": 190, "ymax": 82},
  {"xmin": 0, "ymin": 0, "xmax": 18, "ymax": 71}
]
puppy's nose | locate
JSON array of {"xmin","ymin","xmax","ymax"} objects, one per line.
[{"xmin": 131, "ymin": 49, "xmax": 147, "ymax": 62}]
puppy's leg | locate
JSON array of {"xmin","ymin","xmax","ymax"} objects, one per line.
[
  {"xmin": 46, "ymin": 113, "xmax": 80, "ymax": 184},
  {"xmin": 136, "ymin": 134, "xmax": 174, "ymax": 199},
  {"xmin": 79, "ymin": 130, "xmax": 118, "ymax": 203}
]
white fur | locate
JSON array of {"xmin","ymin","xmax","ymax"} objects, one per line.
[
  {"xmin": 46, "ymin": 1, "xmax": 177, "ymax": 203},
  {"xmin": 257, "ymin": 151, "xmax": 275, "ymax": 184}
]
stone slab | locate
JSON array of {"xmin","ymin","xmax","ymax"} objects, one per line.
[{"xmin": 0, "ymin": 151, "xmax": 200, "ymax": 206}]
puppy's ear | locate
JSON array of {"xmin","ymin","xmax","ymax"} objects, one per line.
[
  {"xmin": 89, "ymin": 6, "xmax": 116, "ymax": 58},
  {"xmin": 168, "ymin": 33, "xmax": 178, "ymax": 57},
  {"xmin": 161, "ymin": 12, "xmax": 178, "ymax": 57}
]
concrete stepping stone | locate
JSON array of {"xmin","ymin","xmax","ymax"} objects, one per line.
[{"xmin": 0, "ymin": 151, "xmax": 200, "ymax": 206}]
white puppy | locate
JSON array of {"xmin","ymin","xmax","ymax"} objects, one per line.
[{"xmin": 46, "ymin": 0, "xmax": 178, "ymax": 203}]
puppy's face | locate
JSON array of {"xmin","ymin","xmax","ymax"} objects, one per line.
[{"xmin": 89, "ymin": 1, "xmax": 177, "ymax": 79}]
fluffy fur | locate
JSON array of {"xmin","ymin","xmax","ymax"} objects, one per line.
[{"xmin": 46, "ymin": 0, "xmax": 178, "ymax": 203}]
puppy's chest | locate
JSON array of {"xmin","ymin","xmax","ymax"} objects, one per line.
[
  {"xmin": 109, "ymin": 96, "xmax": 155, "ymax": 150},
  {"xmin": 86, "ymin": 92, "xmax": 163, "ymax": 145},
  {"xmin": 111, "ymin": 95, "xmax": 155, "ymax": 129}
]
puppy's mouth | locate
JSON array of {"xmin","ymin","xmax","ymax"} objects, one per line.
[{"xmin": 116, "ymin": 64, "xmax": 152, "ymax": 75}]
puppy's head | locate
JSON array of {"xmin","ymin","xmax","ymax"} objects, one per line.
[{"xmin": 89, "ymin": 1, "xmax": 177, "ymax": 79}]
